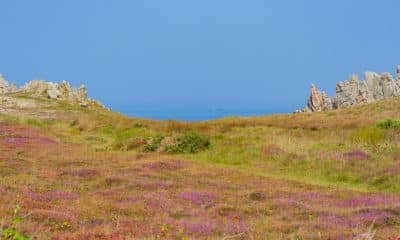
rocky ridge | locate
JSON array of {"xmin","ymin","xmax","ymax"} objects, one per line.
[
  {"xmin": 298, "ymin": 65, "xmax": 400, "ymax": 112},
  {"xmin": 0, "ymin": 74, "xmax": 102, "ymax": 109}
]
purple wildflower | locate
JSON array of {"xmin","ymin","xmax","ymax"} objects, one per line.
[
  {"xmin": 21, "ymin": 188, "xmax": 46, "ymax": 201},
  {"xmin": 179, "ymin": 221, "xmax": 217, "ymax": 236},
  {"xmin": 224, "ymin": 221, "xmax": 248, "ymax": 234},
  {"xmin": 355, "ymin": 209, "xmax": 395, "ymax": 225},
  {"xmin": 0, "ymin": 186, "xmax": 6, "ymax": 195},
  {"xmin": 3, "ymin": 137, "xmax": 29, "ymax": 145},
  {"xmin": 34, "ymin": 137, "xmax": 57, "ymax": 144},
  {"xmin": 63, "ymin": 169, "xmax": 100, "ymax": 178},
  {"xmin": 343, "ymin": 150, "xmax": 370, "ymax": 161},
  {"xmin": 31, "ymin": 209, "xmax": 74, "ymax": 222},
  {"xmin": 341, "ymin": 195, "xmax": 400, "ymax": 208},
  {"xmin": 320, "ymin": 214, "xmax": 355, "ymax": 228},
  {"xmin": 177, "ymin": 191, "xmax": 216, "ymax": 206},
  {"xmin": 46, "ymin": 190, "xmax": 79, "ymax": 200},
  {"xmin": 141, "ymin": 159, "xmax": 184, "ymax": 171}
]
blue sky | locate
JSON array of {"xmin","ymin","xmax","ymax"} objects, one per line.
[{"xmin": 0, "ymin": 1, "xmax": 399, "ymax": 113}]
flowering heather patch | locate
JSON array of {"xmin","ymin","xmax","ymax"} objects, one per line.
[
  {"xmin": 140, "ymin": 159, "xmax": 184, "ymax": 171},
  {"xmin": 21, "ymin": 188, "xmax": 79, "ymax": 201},
  {"xmin": 177, "ymin": 221, "xmax": 217, "ymax": 236},
  {"xmin": 341, "ymin": 194, "xmax": 400, "ymax": 208},
  {"xmin": 139, "ymin": 180, "xmax": 175, "ymax": 190},
  {"xmin": 31, "ymin": 209, "xmax": 75, "ymax": 222},
  {"xmin": 172, "ymin": 219, "xmax": 248, "ymax": 237},
  {"xmin": 2, "ymin": 136, "xmax": 56, "ymax": 146},
  {"xmin": 62, "ymin": 169, "xmax": 100, "ymax": 178},
  {"xmin": 2, "ymin": 137, "xmax": 29, "ymax": 145},
  {"xmin": 177, "ymin": 191, "xmax": 217, "ymax": 206},
  {"xmin": 261, "ymin": 144, "xmax": 285, "ymax": 157},
  {"xmin": 97, "ymin": 189, "xmax": 120, "ymax": 198},
  {"xmin": 46, "ymin": 190, "xmax": 79, "ymax": 200},
  {"xmin": 316, "ymin": 151, "xmax": 344, "ymax": 160},
  {"xmin": 33, "ymin": 137, "xmax": 57, "ymax": 144},
  {"xmin": 21, "ymin": 188, "xmax": 47, "ymax": 201},
  {"xmin": 224, "ymin": 221, "xmax": 248, "ymax": 235},
  {"xmin": 343, "ymin": 150, "xmax": 370, "ymax": 161},
  {"xmin": 380, "ymin": 165, "xmax": 400, "ymax": 175},
  {"xmin": 143, "ymin": 192, "xmax": 172, "ymax": 211},
  {"xmin": 0, "ymin": 186, "xmax": 6, "ymax": 195},
  {"xmin": 319, "ymin": 213, "xmax": 355, "ymax": 228},
  {"xmin": 52, "ymin": 230, "xmax": 121, "ymax": 240},
  {"xmin": 355, "ymin": 209, "xmax": 397, "ymax": 226},
  {"xmin": 294, "ymin": 191, "xmax": 334, "ymax": 204},
  {"xmin": 273, "ymin": 198, "xmax": 309, "ymax": 209}
]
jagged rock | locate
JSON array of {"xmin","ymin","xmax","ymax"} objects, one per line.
[
  {"xmin": 20, "ymin": 80, "xmax": 58, "ymax": 98},
  {"xmin": 298, "ymin": 65, "xmax": 400, "ymax": 112},
  {"xmin": 19, "ymin": 80, "xmax": 90, "ymax": 105},
  {"xmin": 0, "ymin": 74, "xmax": 102, "ymax": 108},
  {"xmin": 303, "ymin": 84, "xmax": 330, "ymax": 112}
]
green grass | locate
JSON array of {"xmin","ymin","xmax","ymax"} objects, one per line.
[{"xmin": 376, "ymin": 118, "xmax": 400, "ymax": 130}]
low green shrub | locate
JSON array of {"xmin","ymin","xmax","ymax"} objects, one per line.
[
  {"xmin": 143, "ymin": 134, "xmax": 165, "ymax": 152},
  {"xmin": 350, "ymin": 127, "xmax": 384, "ymax": 144},
  {"xmin": 376, "ymin": 119, "xmax": 400, "ymax": 130},
  {"xmin": 142, "ymin": 131, "xmax": 210, "ymax": 154},
  {"xmin": 1, "ymin": 227, "xmax": 30, "ymax": 240},
  {"xmin": 164, "ymin": 131, "xmax": 211, "ymax": 154},
  {"xmin": 0, "ymin": 205, "xmax": 31, "ymax": 240}
]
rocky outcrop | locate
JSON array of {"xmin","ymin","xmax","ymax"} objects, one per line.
[
  {"xmin": 298, "ymin": 65, "xmax": 400, "ymax": 112},
  {"xmin": 20, "ymin": 80, "xmax": 89, "ymax": 106},
  {"xmin": 0, "ymin": 74, "xmax": 100, "ymax": 108},
  {"xmin": 302, "ymin": 84, "xmax": 332, "ymax": 112}
]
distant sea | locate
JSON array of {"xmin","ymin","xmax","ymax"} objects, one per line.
[{"xmin": 113, "ymin": 106, "xmax": 290, "ymax": 122}]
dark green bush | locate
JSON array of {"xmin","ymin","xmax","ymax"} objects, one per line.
[
  {"xmin": 165, "ymin": 131, "xmax": 211, "ymax": 154},
  {"xmin": 143, "ymin": 134, "xmax": 165, "ymax": 152},
  {"xmin": 376, "ymin": 119, "xmax": 400, "ymax": 130}
]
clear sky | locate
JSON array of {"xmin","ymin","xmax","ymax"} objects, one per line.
[{"xmin": 1, "ymin": 1, "xmax": 399, "ymax": 113}]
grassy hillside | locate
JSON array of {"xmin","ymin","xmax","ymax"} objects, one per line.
[{"xmin": 1, "ymin": 95, "xmax": 400, "ymax": 239}]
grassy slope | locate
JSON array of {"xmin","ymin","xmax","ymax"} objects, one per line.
[{"xmin": 1, "ymin": 96, "xmax": 400, "ymax": 239}]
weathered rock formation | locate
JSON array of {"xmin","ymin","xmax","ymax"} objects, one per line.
[
  {"xmin": 298, "ymin": 65, "xmax": 400, "ymax": 112},
  {"xmin": 20, "ymin": 80, "xmax": 89, "ymax": 106},
  {"xmin": 0, "ymin": 74, "xmax": 100, "ymax": 108}
]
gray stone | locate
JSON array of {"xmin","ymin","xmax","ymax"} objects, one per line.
[
  {"xmin": 47, "ymin": 89, "xmax": 61, "ymax": 99},
  {"xmin": 298, "ymin": 65, "xmax": 400, "ymax": 112},
  {"xmin": 19, "ymin": 79, "xmax": 91, "ymax": 105},
  {"xmin": 0, "ymin": 73, "xmax": 104, "ymax": 109}
]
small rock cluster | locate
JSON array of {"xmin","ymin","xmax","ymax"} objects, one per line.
[
  {"xmin": 298, "ymin": 65, "xmax": 400, "ymax": 112},
  {"xmin": 0, "ymin": 74, "xmax": 99, "ymax": 107}
]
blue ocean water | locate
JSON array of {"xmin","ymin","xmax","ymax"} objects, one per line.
[{"xmin": 113, "ymin": 106, "xmax": 289, "ymax": 122}]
